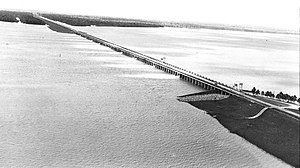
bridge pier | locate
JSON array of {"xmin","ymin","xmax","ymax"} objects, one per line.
[
  {"xmin": 206, "ymin": 84, "xmax": 209, "ymax": 90},
  {"xmin": 36, "ymin": 15, "xmax": 236, "ymax": 97}
]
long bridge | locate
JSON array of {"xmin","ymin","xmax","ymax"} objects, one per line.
[{"xmin": 33, "ymin": 14, "xmax": 300, "ymax": 119}]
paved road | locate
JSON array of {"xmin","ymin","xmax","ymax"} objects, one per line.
[
  {"xmin": 246, "ymin": 107, "xmax": 269, "ymax": 119},
  {"xmin": 33, "ymin": 14, "xmax": 300, "ymax": 120},
  {"xmin": 240, "ymin": 94, "xmax": 299, "ymax": 119}
]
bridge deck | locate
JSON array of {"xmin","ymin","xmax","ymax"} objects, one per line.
[{"xmin": 33, "ymin": 14, "xmax": 300, "ymax": 119}]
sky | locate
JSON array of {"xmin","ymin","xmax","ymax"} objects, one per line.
[{"xmin": 1, "ymin": 0, "xmax": 299, "ymax": 30}]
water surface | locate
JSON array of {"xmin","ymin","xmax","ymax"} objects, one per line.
[
  {"xmin": 0, "ymin": 22, "xmax": 292, "ymax": 167},
  {"xmin": 77, "ymin": 26, "xmax": 299, "ymax": 96}
]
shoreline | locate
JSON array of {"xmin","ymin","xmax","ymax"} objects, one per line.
[
  {"xmin": 4, "ymin": 13, "xmax": 298, "ymax": 166},
  {"xmin": 178, "ymin": 91, "xmax": 299, "ymax": 168},
  {"xmin": 36, "ymin": 16, "xmax": 299, "ymax": 167},
  {"xmin": 1, "ymin": 10, "xmax": 298, "ymax": 35}
]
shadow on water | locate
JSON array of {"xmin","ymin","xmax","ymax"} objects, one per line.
[
  {"xmin": 46, "ymin": 24, "xmax": 74, "ymax": 34},
  {"xmin": 40, "ymin": 19, "xmax": 74, "ymax": 34}
]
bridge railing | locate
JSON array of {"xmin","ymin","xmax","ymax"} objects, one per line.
[{"xmin": 35, "ymin": 14, "xmax": 240, "ymax": 96}]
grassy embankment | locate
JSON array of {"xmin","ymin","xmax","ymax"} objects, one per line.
[
  {"xmin": 252, "ymin": 95, "xmax": 300, "ymax": 114},
  {"xmin": 2, "ymin": 9, "xmax": 299, "ymax": 166},
  {"xmin": 178, "ymin": 91, "xmax": 299, "ymax": 168}
]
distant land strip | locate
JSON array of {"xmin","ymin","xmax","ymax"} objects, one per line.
[{"xmin": 0, "ymin": 10, "xmax": 298, "ymax": 35}]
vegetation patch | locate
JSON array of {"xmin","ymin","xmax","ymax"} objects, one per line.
[
  {"xmin": 182, "ymin": 92, "xmax": 299, "ymax": 167},
  {"xmin": 0, "ymin": 10, "xmax": 163, "ymax": 27},
  {"xmin": 0, "ymin": 10, "xmax": 45, "ymax": 24},
  {"xmin": 1, "ymin": 10, "xmax": 298, "ymax": 34}
]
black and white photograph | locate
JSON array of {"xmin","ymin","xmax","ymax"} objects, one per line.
[{"xmin": 0, "ymin": 0, "xmax": 299, "ymax": 167}]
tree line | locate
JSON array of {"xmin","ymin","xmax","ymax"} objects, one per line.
[
  {"xmin": 251, "ymin": 87, "xmax": 300, "ymax": 103},
  {"xmin": 0, "ymin": 10, "xmax": 163, "ymax": 27}
]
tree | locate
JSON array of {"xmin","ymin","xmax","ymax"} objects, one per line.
[
  {"xmin": 270, "ymin": 93, "xmax": 275, "ymax": 98},
  {"xmin": 265, "ymin": 91, "xmax": 275, "ymax": 98},
  {"xmin": 255, "ymin": 89, "xmax": 260, "ymax": 95},
  {"xmin": 290, "ymin": 95, "xmax": 297, "ymax": 102},
  {"xmin": 261, "ymin": 91, "xmax": 264, "ymax": 95},
  {"xmin": 298, "ymin": 98, "xmax": 300, "ymax": 103},
  {"xmin": 251, "ymin": 87, "xmax": 256, "ymax": 94},
  {"xmin": 283, "ymin": 94, "xmax": 289, "ymax": 101},
  {"xmin": 265, "ymin": 91, "xmax": 271, "ymax": 97},
  {"xmin": 276, "ymin": 92, "xmax": 284, "ymax": 99},
  {"xmin": 276, "ymin": 93, "xmax": 280, "ymax": 99}
]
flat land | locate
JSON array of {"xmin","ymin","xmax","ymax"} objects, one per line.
[
  {"xmin": 0, "ymin": 10, "xmax": 297, "ymax": 34},
  {"xmin": 252, "ymin": 95, "xmax": 295, "ymax": 107},
  {"xmin": 0, "ymin": 10, "xmax": 163, "ymax": 27},
  {"xmin": 184, "ymin": 93, "xmax": 300, "ymax": 168},
  {"xmin": 251, "ymin": 95, "xmax": 300, "ymax": 114}
]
